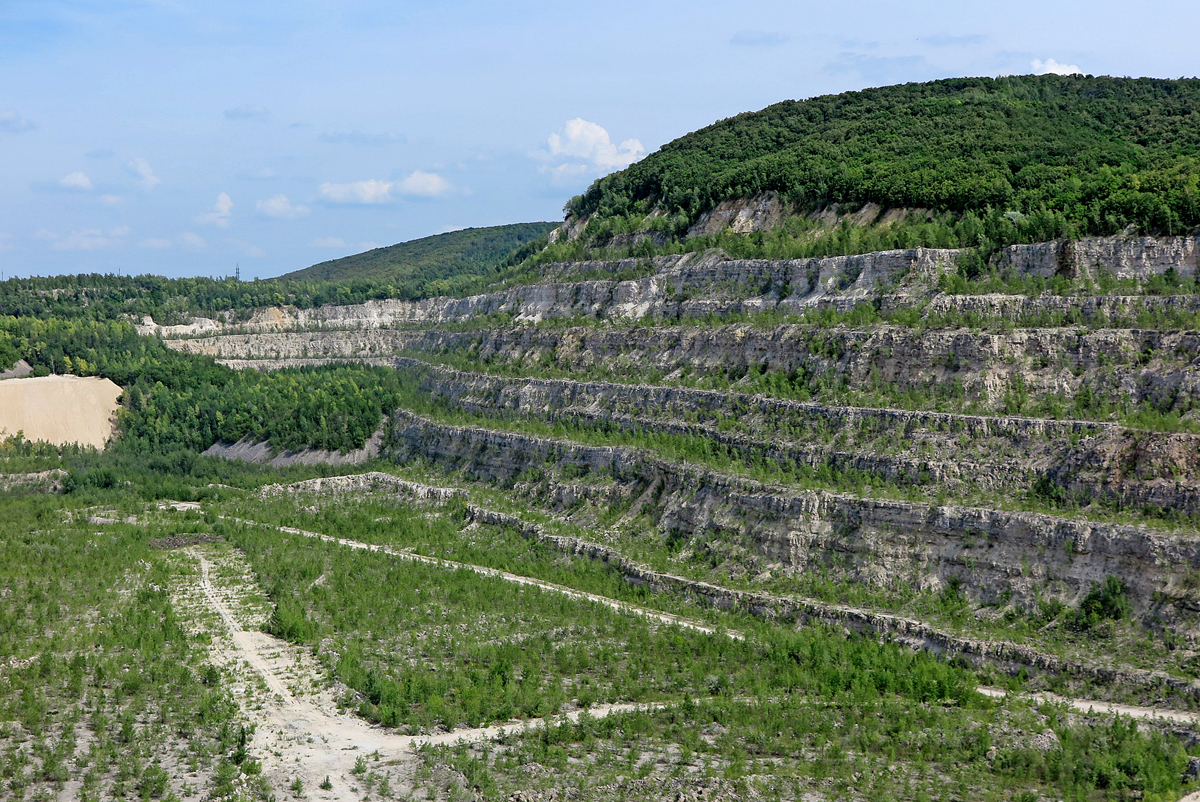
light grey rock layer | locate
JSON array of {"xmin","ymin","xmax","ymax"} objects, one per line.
[
  {"xmin": 386, "ymin": 409, "xmax": 1200, "ymax": 629},
  {"xmin": 163, "ymin": 317, "xmax": 1200, "ymax": 416},
  {"xmin": 465, "ymin": 503, "xmax": 1200, "ymax": 700},
  {"xmin": 404, "ymin": 360, "xmax": 1200, "ymax": 512},
  {"xmin": 137, "ymin": 235, "xmax": 1200, "ymax": 338},
  {"xmin": 0, "ymin": 359, "xmax": 33, "ymax": 380},
  {"xmin": 260, "ymin": 471, "xmax": 463, "ymax": 501},
  {"xmin": 201, "ymin": 424, "xmax": 385, "ymax": 467}
]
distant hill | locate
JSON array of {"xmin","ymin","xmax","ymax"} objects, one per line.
[
  {"xmin": 568, "ymin": 75, "xmax": 1200, "ymax": 240},
  {"xmin": 277, "ymin": 223, "xmax": 558, "ymax": 293}
]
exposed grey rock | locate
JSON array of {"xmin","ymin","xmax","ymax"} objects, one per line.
[
  {"xmin": 201, "ymin": 422, "xmax": 385, "ymax": 467},
  {"xmin": 0, "ymin": 359, "xmax": 33, "ymax": 380},
  {"xmin": 388, "ymin": 410, "xmax": 1200, "ymax": 627},
  {"xmin": 463, "ymin": 502, "xmax": 1200, "ymax": 700},
  {"xmin": 0, "ymin": 468, "xmax": 67, "ymax": 493},
  {"xmin": 260, "ymin": 471, "xmax": 463, "ymax": 501},
  {"xmin": 137, "ymin": 235, "xmax": 1200, "ymax": 339},
  {"xmin": 168, "ymin": 316, "xmax": 1200, "ymax": 418},
  {"xmin": 198, "ymin": 354, "xmax": 1200, "ymax": 512},
  {"xmin": 1000, "ymin": 236, "xmax": 1200, "ymax": 281}
]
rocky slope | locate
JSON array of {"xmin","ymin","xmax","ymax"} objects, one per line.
[
  {"xmin": 175, "ymin": 321, "xmax": 1200, "ymax": 417},
  {"xmin": 150, "ymin": 234, "xmax": 1200, "ymax": 653},
  {"xmin": 385, "ymin": 409, "xmax": 1200, "ymax": 628},
  {"xmin": 137, "ymin": 235, "xmax": 1200, "ymax": 337}
]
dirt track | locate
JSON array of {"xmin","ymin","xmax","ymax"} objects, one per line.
[
  {"xmin": 0, "ymin": 375, "xmax": 122, "ymax": 448},
  {"xmin": 232, "ymin": 517, "xmax": 1200, "ymax": 732},
  {"xmin": 188, "ymin": 549, "xmax": 673, "ymax": 799},
  {"xmin": 976, "ymin": 686, "xmax": 1200, "ymax": 726},
  {"xmin": 180, "ymin": 531, "xmax": 1200, "ymax": 801},
  {"xmin": 233, "ymin": 516, "xmax": 741, "ymax": 639}
]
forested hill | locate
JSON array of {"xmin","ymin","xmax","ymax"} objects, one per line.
[
  {"xmin": 278, "ymin": 222, "xmax": 556, "ymax": 289},
  {"xmin": 567, "ymin": 75, "xmax": 1200, "ymax": 238},
  {"xmin": 0, "ymin": 222, "xmax": 556, "ymax": 322}
]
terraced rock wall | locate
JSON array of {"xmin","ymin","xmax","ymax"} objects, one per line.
[
  {"xmin": 168, "ymin": 319, "xmax": 1200, "ymax": 414},
  {"xmin": 404, "ymin": 361, "xmax": 1200, "ymax": 509},
  {"xmin": 385, "ymin": 410, "xmax": 1200, "ymax": 628},
  {"xmin": 154, "ymin": 235, "xmax": 1200, "ymax": 648},
  {"xmin": 138, "ymin": 235, "xmax": 1200, "ymax": 338}
]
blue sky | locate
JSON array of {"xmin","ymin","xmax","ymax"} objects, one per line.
[{"xmin": 2, "ymin": 1, "xmax": 1196, "ymax": 280}]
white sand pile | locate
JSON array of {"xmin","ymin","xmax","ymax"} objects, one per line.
[{"xmin": 0, "ymin": 375, "xmax": 124, "ymax": 449}]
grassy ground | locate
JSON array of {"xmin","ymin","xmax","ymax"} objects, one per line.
[
  {"xmin": 225, "ymin": 477, "xmax": 1200, "ymax": 708},
  {"xmin": 0, "ymin": 492, "xmax": 259, "ymax": 802}
]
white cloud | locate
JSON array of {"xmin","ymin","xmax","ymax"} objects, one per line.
[
  {"xmin": 256, "ymin": 194, "xmax": 310, "ymax": 219},
  {"xmin": 548, "ymin": 119, "xmax": 644, "ymax": 170},
  {"xmin": 541, "ymin": 119, "xmax": 645, "ymax": 183},
  {"xmin": 59, "ymin": 172, "xmax": 94, "ymax": 191},
  {"xmin": 1031, "ymin": 58, "xmax": 1082, "ymax": 76},
  {"xmin": 547, "ymin": 163, "xmax": 589, "ymax": 179},
  {"xmin": 224, "ymin": 105, "xmax": 270, "ymax": 121},
  {"xmin": 180, "ymin": 232, "xmax": 206, "ymax": 251},
  {"xmin": 246, "ymin": 168, "xmax": 276, "ymax": 180},
  {"xmin": 37, "ymin": 226, "xmax": 129, "ymax": 251},
  {"xmin": 197, "ymin": 192, "xmax": 233, "ymax": 227},
  {"xmin": 397, "ymin": 171, "xmax": 452, "ymax": 198},
  {"xmin": 319, "ymin": 171, "xmax": 452, "ymax": 204},
  {"xmin": 100, "ymin": 194, "xmax": 123, "ymax": 206},
  {"xmin": 319, "ymin": 179, "xmax": 395, "ymax": 204},
  {"xmin": 0, "ymin": 111, "xmax": 34, "ymax": 134},
  {"xmin": 0, "ymin": 233, "xmax": 13, "ymax": 251},
  {"xmin": 127, "ymin": 158, "xmax": 161, "ymax": 191},
  {"xmin": 138, "ymin": 238, "xmax": 173, "ymax": 249}
]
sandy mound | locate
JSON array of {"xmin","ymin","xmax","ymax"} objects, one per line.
[{"xmin": 0, "ymin": 375, "xmax": 123, "ymax": 449}]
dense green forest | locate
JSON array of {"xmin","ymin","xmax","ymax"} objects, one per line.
[
  {"xmin": 0, "ymin": 317, "xmax": 405, "ymax": 454},
  {"xmin": 0, "ymin": 273, "xmax": 394, "ymax": 324},
  {"xmin": 0, "ymin": 223, "xmax": 555, "ymax": 324},
  {"xmin": 278, "ymin": 222, "xmax": 555, "ymax": 287},
  {"xmin": 567, "ymin": 75, "xmax": 1200, "ymax": 242}
]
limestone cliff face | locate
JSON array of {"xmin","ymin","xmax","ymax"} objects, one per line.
[
  {"xmin": 138, "ymin": 247, "xmax": 957, "ymax": 336},
  {"xmin": 1000, "ymin": 236, "xmax": 1200, "ymax": 281},
  {"xmin": 162, "ymin": 315, "xmax": 1200, "ymax": 418},
  {"xmin": 913, "ymin": 291, "xmax": 1200, "ymax": 321},
  {"xmin": 448, "ymin": 324, "xmax": 1200, "ymax": 414},
  {"xmin": 402, "ymin": 361, "xmax": 1200, "ymax": 510},
  {"xmin": 200, "ymin": 354, "xmax": 1198, "ymax": 511},
  {"xmin": 385, "ymin": 409, "xmax": 1200, "ymax": 627},
  {"xmin": 137, "ymin": 235, "xmax": 1200, "ymax": 338},
  {"xmin": 200, "ymin": 423, "xmax": 385, "ymax": 467},
  {"xmin": 685, "ymin": 193, "xmax": 791, "ymax": 238},
  {"xmin": 465, "ymin": 504, "xmax": 1200, "ymax": 697},
  {"xmin": 167, "ymin": 330, "xmax": 419, "ymax": 360},
  {"xmin": 165, "ymin": 230, "xmax": 1200, "ymax": 651}
]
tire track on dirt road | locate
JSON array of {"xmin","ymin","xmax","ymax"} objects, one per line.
[
  {"xmin": 227, "ymin": 516, "xmax": 742, "ymax": 640},
  {"xmin": 188, "ymin": 549, "xmax": 677, "ymax": 800},
  {"xmin": 226, "ymin": 518, "xmax": 1200, "ymax": 734}
]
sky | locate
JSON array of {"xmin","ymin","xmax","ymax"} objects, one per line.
[{"xmin": 2, "ymin": 1, "xmax": 1197, "ymax": 280}]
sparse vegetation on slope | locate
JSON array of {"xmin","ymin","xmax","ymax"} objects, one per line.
[
  {"xmin": 5, "ymin": 72, "xmax": 1200, "ymax": 802},
  {"xmin": 0, "ymin": 494, "xmax": 254, "ymax": 801}
]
